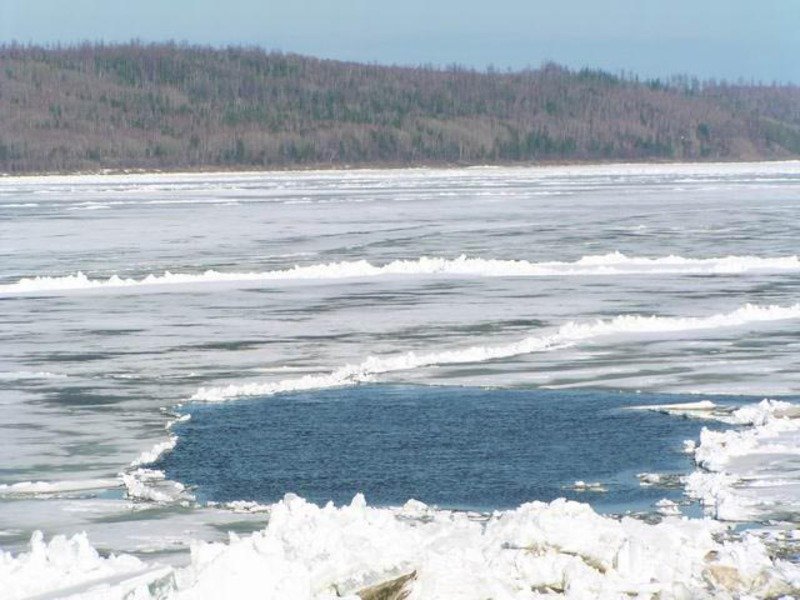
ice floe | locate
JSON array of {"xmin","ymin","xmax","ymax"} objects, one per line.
[
  {"xmin": 637, "ymin": 473, "xmax": 665, "ymax": 486},
  {"xmin": 629, "ymin": 399, "xmax": 719, "ymax": 417},
  {"xmin": 566, "ymin": 481, "xmax": 607, "ymax": 493},
  {"xmin": 655, "ymin": 499, "xmax": 682, "ymax": 517},
  {"xmin": 121, "ymin": 468, "xmax": 191, "ymax": 504}
]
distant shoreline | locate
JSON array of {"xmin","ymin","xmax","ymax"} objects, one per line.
[
  {"xmin": 3, "ymin": 156, "xmax": 799, "ymax": 180},
  {"xmin": 3, "ymin": 45, "xmax": 799, "ymax": 176}
]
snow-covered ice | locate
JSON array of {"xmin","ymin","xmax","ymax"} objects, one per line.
[
  {"xmin": 192, "ymin": 303, "xmax": 800, "ymax": 401},
  {"xmin": 3, "ymin": 494, "xmax": 798, "ymax": 599},
  {"xmin": 686, "ymin": 400, "xmax": 800, "ymax": 521},
  {"xmin": 4, "ymin": 162, "xmax": 800, "ymax": 598}
]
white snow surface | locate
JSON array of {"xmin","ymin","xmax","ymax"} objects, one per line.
[
  {"xmin": 0, "ymin": 530, "xmax": 165, "ymax": 600},
  {"xmin": 3, "ymin": 253, "xmax": 800, "ymax": 295},
  {"xmin": 121, "ymin": 468, "xmax": 191, "ymax": 504},
  {"xmin": 131, "ymin": 436, "xmax": 178, "ymax": 467},
  {"xmin": 630, "ymin": 399, "xmax": 718, "ymax": 413},
  {"xmin": 686, "ymin": 399, "xmax": 800, "ymax": 521},
  {"xmin": 192, "ymin": 302, "xmax": 800, "ymax": 401},
  {"xmin": 0, "ymin": 479, "xmax": 120, "ymax": 498},
  {"xmin": 3, "ymin": 494, "xmax": 799, "ymax": 599}
]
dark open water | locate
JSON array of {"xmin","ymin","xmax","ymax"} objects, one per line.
[{"xmin": 161, "ymin": 385, "xmax": 747, "ymax": 514}]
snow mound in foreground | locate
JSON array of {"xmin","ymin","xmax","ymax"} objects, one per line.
[
  {"xmin": 3, "ymin": 495, "xmax": 798, "ymax": 599},
  {"xmin": 0, "ymin": 531, "xmax": 171, "ymax": 600}
]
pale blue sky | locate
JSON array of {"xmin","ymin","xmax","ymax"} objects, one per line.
[{"xmin": 2, "ymin": 0, "xmax": 799, "ymax": 82}]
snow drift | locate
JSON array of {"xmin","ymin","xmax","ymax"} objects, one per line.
[{"xmin": 3, "ymin": 495, "xmax": 799, "ymax": 599}]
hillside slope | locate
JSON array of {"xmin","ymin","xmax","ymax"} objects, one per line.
[{"xmin": 1, "ymin": 43, "xmax": 799, "ymax": 173}]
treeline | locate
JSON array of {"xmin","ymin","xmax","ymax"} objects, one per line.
[{"xmin": 1, "ymin": 42, "xmax": 799, "ymax": 173}]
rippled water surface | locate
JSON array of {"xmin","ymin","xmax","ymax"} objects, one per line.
[{"xmin": 161, "ymin": 385, "xmax": 755, "ymax": 514}]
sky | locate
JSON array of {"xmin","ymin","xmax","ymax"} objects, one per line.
[{"xmin": 2, "ymin": 0, "xmax": 799, "ymax": 83}]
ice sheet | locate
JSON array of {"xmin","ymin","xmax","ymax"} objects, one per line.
[{"xmin": 192, "ymin": 303, "xmax": 800, "ymax": 401}]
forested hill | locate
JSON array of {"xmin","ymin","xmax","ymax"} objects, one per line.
[{"xmin": 2, "ymin": 43, "xmax": 800, "ymax": 173}]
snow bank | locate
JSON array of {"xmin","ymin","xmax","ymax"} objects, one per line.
[
  {"xmin": 193, "ymin": 303, "xmax": 800, "ymax": 401},
  {"xmin": 3, "ymin": 253, "xmax": 800, "ymax": 295},
  {"xmin": 633, "ymin": 398, "xmax": 800, "ymax": 522},
  {"xmin": 686, "ymin": 399, "xmax": 800, "ymax": 521},
  {"xmin": 3, "ymin": 494, "xmax": 797, "ymax": 599},
  {"xmin": 0, "ymin": 531, "xmax": 169, "ymax": 600}
]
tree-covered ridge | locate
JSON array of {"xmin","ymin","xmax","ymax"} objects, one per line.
[{"xmin": 1, "ymin": 43, "xmax": 799, "ymax": 173}]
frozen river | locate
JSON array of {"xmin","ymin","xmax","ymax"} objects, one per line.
[{"xmin": 1, "ymin": 162, "xmax": 799, "ymax": 598}]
